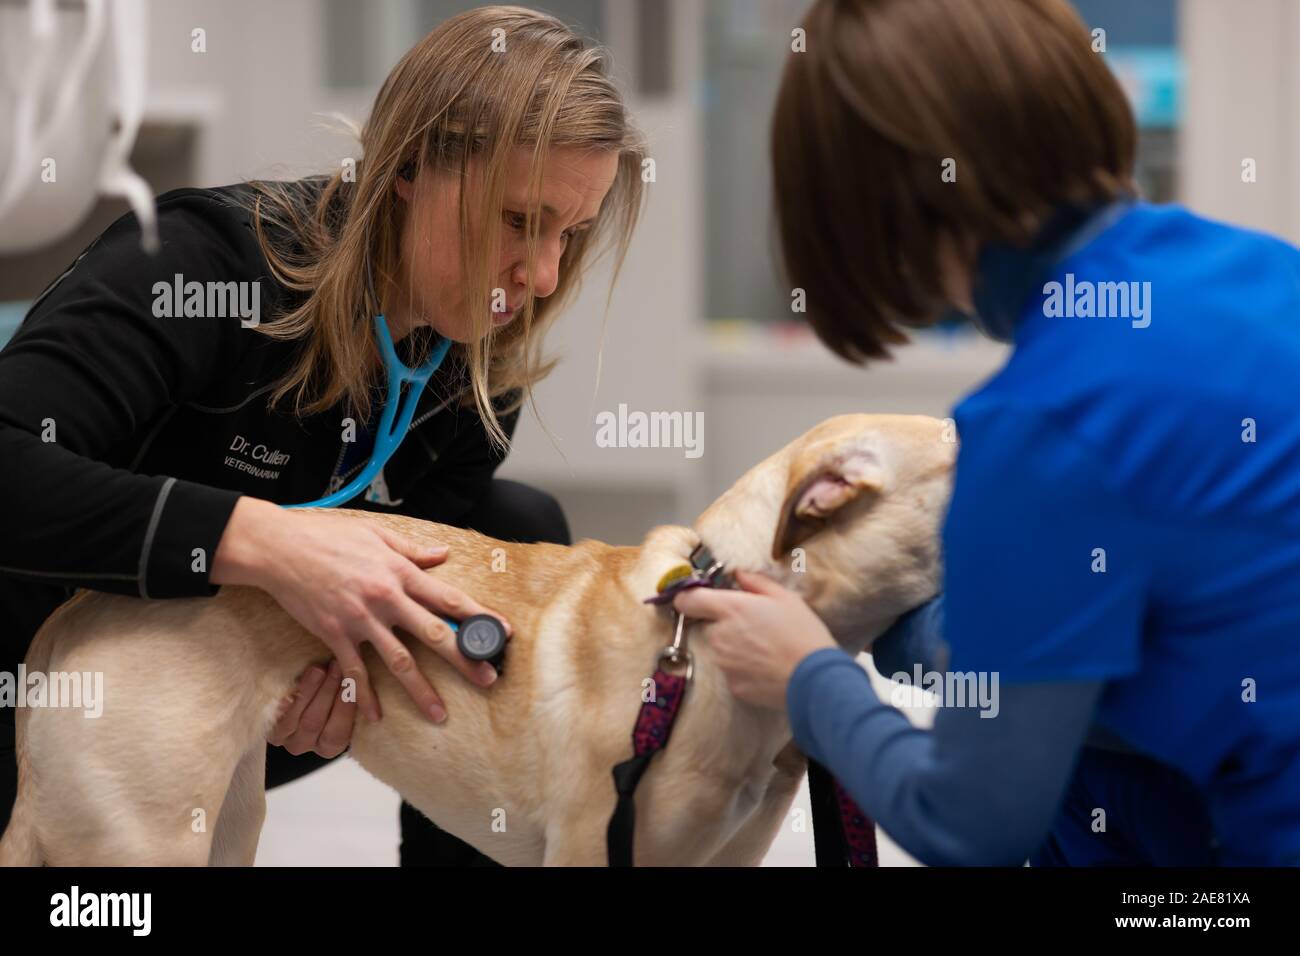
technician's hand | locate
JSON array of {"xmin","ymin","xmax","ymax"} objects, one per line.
[
  {"xmin": 213, "ymin": 497, "xmax": 513, "ymax": 724},
  {"xmin": 672, "ymin": 570, "xmax": 837, "ymax": 710},
  {"xmin": 268, "ymin": 659, "xmax": 356, "ymax": 758}
]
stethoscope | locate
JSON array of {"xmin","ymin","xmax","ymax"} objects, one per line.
[
  {"xmin": 286, "ymin": 273, "xmax": 453, "ymax": 511},
  {"xmin": 281, "ymin": 273, "xmax": 510, "ymax": 668}
]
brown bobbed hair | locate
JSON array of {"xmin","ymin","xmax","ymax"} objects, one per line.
[{"xmin": 771, "ymin": 0, "xmax": 1138, "ymax": 364}]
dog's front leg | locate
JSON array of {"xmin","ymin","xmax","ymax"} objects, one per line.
[
  {"xmin": 208, "ymin": 741, "xmax": 268, "ymax": 866},
  {"xmin": 704, "ymin": 740, "xmax": 808, "ymax": 866},
  {"xmin": 541, "ymin": 815, "xmax": 610, "ymax": 866}
]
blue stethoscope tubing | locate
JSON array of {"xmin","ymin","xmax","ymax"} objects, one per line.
[{"xmin": 285, "ymin": 313, "xmax": 452, "ymax": 509}]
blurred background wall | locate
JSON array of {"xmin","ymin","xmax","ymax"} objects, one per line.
[{"xmin": 0, "ymin": 0, "xmax": 1283, "ymax": 864}]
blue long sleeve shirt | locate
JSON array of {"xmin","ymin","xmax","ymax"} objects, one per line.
[
  {"xmin": 788, "ymin": 200, "xmax": 1300, "ymax": 866},
  {"xmin": 789, "ymin": 645, "xmax": 1103, "ymax": 866}
]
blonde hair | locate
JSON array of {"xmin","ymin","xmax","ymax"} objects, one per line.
[{"xmin": 244, "ymin": 5, "xmax": 646, "ymax": 451}]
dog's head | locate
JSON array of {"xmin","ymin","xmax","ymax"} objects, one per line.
[{"xmin": 692, "ymin": 414, "xmax": 956, "ymax": 650}]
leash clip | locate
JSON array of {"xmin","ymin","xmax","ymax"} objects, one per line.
[{"xmin": 659, "ymin": 611, "xmax": 694, "ymax": 682}]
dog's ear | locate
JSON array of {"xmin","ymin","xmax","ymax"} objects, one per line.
[{"xmin": 771, "ymin": 444, "xmax": 887, "ymax": 561}]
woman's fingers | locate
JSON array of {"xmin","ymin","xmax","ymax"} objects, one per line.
[
  {"xmin": 270, "ymin": 661, "xmax": 358, "ymax": 758},
  {"xmin": 672, "ymin": 585, "xmax": 745, "ymax": 622},
  {"xmin": 365, "ymin": 618, "xmax": 447, "ymax": 723},
  {"xmin": 404, "ymin": 569, "xmax": 513, "ymax": 637},
  {"xmin": 333, "ymin": 641, "xmax": 381, "ymax": 723},
  {"xmin": 315, "ymin": 662, "xmax": 357, "ymax": 759},
  {"xmin": 267, "ymin": 665, "xmax": 326, "ymax": 746},
  {"xmin": 282, "ymin": 661, "xmax": 344, "ymax": 755},
  {"xmin": 376, "ymin": 527, "xmax": 449, "ymax": 569},
  {"xmin": 392, "ymin": 595, "xmax": 498, "ymax": 688}
]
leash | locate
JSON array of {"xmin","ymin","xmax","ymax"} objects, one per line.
[
  {"xmin": 606, "ymin": 544, "xmax": 879, "ymax": 867},
  {"xmin": 808, "ymin": 758, "xmax": 879, "ymax": 867},
  {"xmin": 605, "ymin": 618, "xmax": 690, "ymax": 867}
]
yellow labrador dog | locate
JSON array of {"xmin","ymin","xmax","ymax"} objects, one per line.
[{"xmin": 0, "ymin": 414, "xmax": 954, "ymax": 866}]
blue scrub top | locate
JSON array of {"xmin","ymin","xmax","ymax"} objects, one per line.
[
  {"xmin": 788, "ymin": 199, "xmax": 1300, "ymax": 865},
  {"xmin": 950, "ymin": 200, "xmax": 1300, "ymax": 861}
]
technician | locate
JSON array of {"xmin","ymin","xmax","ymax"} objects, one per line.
[{"xmin": 676, "ymin": 0, "xmax": 1300, "ymax": 866}]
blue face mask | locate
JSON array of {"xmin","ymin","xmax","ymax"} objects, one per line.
[{"xmin": 966, "ymin": 199, "xmax": 1138, "ymax": 345}]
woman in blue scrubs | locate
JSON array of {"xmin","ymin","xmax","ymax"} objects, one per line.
[{"xmin": 675, "ymin": 0, "xmax": 1300, "ymax": 865}]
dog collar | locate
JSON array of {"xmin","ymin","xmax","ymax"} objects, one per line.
[
  {"xmin": 644, "ymin": 542, "xmax": 735, "ymax": 606},
  {"xmin": 688, "ymin": 543, "xmax": 733, "ymax": 587},
  {"xmin": 613, "ymin": 539, "xmax": 880, "ymax": 868}
]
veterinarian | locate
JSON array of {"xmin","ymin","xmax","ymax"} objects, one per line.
[
  {"xmin": 0, "ymin": 7, "xmax": 643, "ymax": 866},
  {"xmin": 675, "ymin": 0, "xmax": 1300, "ymax": 866}
]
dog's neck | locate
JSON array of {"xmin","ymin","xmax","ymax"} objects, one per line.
[
  {"xmin": 634, "ymin": 514, "xmax": 890, "ymax": 661},
  {"xmin": 628, "ymin": 524, "xmax": 796, "ymax": 773}
]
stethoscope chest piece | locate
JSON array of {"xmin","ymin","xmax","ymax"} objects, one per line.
[{"xmin": 453, "ymin": 613, "xmax": 510, "ymax": 675}]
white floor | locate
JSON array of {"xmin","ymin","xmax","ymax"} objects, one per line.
[{"xmin": 257, "ymin": 658, "xmax": 933, "ymax": 867}]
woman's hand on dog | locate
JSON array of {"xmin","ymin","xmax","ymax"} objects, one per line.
[
  {"xmin": 213, "ymin": 497, "xmax": 513, "ymax": 725},
  {"xmin": 672, "ymin": 569, "xmax": 837, "ymax": 710},
  {"xmin": 268, "ymin": 659, "xmax": 356, "ymax": 757}
]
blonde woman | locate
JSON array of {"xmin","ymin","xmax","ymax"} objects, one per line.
[{"xmin": 0, "ymin": 6, "xmax": 645, "ymax": 866}]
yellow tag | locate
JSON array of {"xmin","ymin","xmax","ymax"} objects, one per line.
[{"xmin": 656, "ymin": 564, "xmax": 693, "ymax": 593}]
